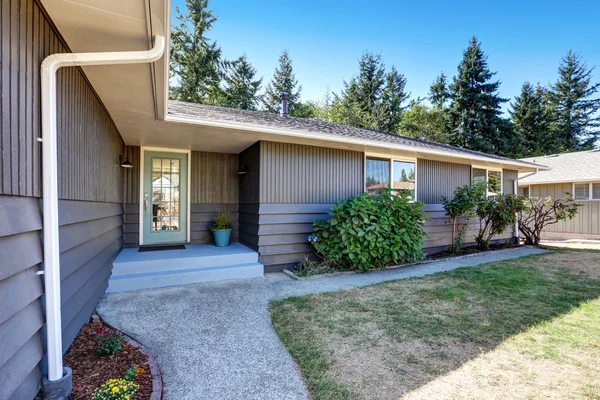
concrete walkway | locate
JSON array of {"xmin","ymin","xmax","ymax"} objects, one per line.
[{"xmin": 96, "ymin": 246, "xmax": 547, "ymax": 400}]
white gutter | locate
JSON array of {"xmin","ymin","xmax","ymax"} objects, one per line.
[
  {"xmin": 514, "ymin": 168, "xmax": 539, "ymax": 242},
  {"xmin": 40, "ymin": 35, "xmax": 165, "ymax": 382},
  {"xmin": 165, "ymin": 114, "xmax": 550, "ymax": 172}
]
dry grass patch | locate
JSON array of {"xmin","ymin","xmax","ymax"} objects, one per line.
[{"xmin": 270, "ymin": 250, "xmax": 600, "ymax": 400}]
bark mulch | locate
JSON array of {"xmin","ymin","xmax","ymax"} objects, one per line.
[{"xmin": 64, "ymin": 319, "xmax": 153, "ymax": 400}]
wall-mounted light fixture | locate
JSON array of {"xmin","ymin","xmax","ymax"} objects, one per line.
[
  {"xmin": 238, "ymin": 164, "xmax": 248, "ymax": 175},
  {"xmin": 119, "ymin": 155, "xmax": 134, "ymax": 168}
]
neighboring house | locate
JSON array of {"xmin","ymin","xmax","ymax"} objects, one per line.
[
  {"xmin": 0, "ymin": 0, "xmax": 547, "ymax": 398},
  {"xmin": 519, "ymin": 150, "xmax": 600, "ymax": 240}
]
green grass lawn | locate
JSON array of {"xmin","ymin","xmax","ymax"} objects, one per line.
[{"xmin": 270, "ymin": 250, "xmax": 600, "ymax": 400}]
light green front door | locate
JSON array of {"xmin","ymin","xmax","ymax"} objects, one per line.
[{"xmin": 142, "ymin": 151, "xmax": 188, "ymax": 244}]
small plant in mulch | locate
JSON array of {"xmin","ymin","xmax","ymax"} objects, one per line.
[
  {"xmin": 95, "ymin": 327, "xmax": 124, "ymax": 356},
  {"xmin": 91, "ymin": 378, "xmax": 139, "ymax": 400}
]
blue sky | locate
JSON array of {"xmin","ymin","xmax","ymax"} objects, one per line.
[{"xmin": 172, "ymin": 0, "xmax": 600, "ymax": 109}]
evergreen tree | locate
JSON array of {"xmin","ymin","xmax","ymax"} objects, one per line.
[
  {"xmin": 448, "ymin": 36, "xmax": 511, "ymax": 155},
  {"xmin": 548, "ymin": 50, "xmax": 600, "ymax": 150},
  {"xmin": 335, "ymin": 52, "xmax": 410, "ymax": 133},
  {"xmin": 510, "ymin": 82, "xmax": 558, "ymax": 156},
  {"xmin": 429, "ymin": 72, "xmax": 450, "ymax": 108},
  {"xmin": 217, "ymin": 54, "xmax": 262, "ymax": 110},
  {"xmin": 170, "ymin": 0, "xmax": 223, "ymax": 103},
  {"xmin": 262, "ymin": 50, "xmax": 302, "ymax": 115}
]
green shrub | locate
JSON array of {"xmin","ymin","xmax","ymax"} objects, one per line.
[
  {"xmin": 475, "ymin": 194, "xmax": 527, "ymax": 249},
  {"xmin": 311, "ymin": 188, "xmax": 428, "ymax": 272},
  {"xmin": 442, "ymin": 182, "xmax": 486, "ymax": 252},
  {"xmin": 91, "ymin": 378, "xmax": 138, "ymax": 400},
  {"xmin": 210, "ymin": 209, "xmax": 232, "ymax": 231},
  {"xmin": 95, "ymin": 327, "xmax": 124, "ymax": 357}
]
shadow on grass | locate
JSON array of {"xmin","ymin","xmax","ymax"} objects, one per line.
[{"xmin": 269, "ymin": 250, "xmax": 600, "ymax": 400}]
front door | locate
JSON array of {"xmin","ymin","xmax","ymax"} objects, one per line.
[{"xmin": 142, "ymin": 151, "xmax": 188, "ymax": 244}]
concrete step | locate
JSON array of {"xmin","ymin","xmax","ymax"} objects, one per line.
[
  {"xmin": 112, "ymin": 243, "xmax": 259, "ymax": 276},
  {"xmin": 106, "ymin": 262, "xmax": 264, "ymax": 293}
]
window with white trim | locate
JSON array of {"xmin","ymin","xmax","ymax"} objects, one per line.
[
  {"xmin": 472, "ymin": 167, "xmax": 503, "ymax": 196},
  {"xmin": 365, "ymin": 157, "xmax": 416, "ymax": 200}
]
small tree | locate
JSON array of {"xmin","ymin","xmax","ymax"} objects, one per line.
[
  {"xmin": 518, "ymin": 196, "xmax": 581, "ymax": 245},
  {"xmin": 442, "ymin": 182, "xmax": 486, "ymax": 252},
  {"xmin": 475, "ymin": 194, "xmax": 527, "ymax": 250}
]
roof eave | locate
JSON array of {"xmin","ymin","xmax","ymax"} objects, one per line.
[{"xmin": 165, "ymin": 113, "xmax": 550, "ymax": 172}]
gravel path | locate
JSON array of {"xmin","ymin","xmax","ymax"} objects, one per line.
[{"xmin": 96, "ymin": 246, "xmax": 547, "ymax": 400}]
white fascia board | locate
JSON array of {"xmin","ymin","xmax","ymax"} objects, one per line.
[{"xmin": 164, "ymin": 114, "xmax": 550, "ymax": 172}]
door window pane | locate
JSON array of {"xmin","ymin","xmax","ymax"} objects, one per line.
[
  {"xmin": 393, "ymin": 161, "xmax": 416, "ymax": 200},
  {"xmin": 366, "ymin": 158, "xmax": 390, "ymax": 195},
  {"xmin": 151, "ymin": 157, "xmax": 181, "ymax": 232},
  {"xmin": 574, "ymin": 183, "xmax": 589, "ymax": 200}
]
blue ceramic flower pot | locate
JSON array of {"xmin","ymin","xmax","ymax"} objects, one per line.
[{"xmin": 213, "ymin": 229, "xmax": 232, "ymax": 247}]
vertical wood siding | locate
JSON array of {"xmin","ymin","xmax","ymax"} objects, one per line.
[
  {"xmin": 503, "ymin": 169, "xmax": 518, "ymax": 195},
  {"xmin": 0, "ymin": 0, "xmax": 123, "ymax": 202},
  {"xmin": 530, "ymin": 183, "xmax": 600, "ymax": 236},
  {"xmin": 416, "ymin": 159, "xmax": 471, "ymax": 204},
  {"xmin": 190, "ymin": 151, "xmax": 238, "ymax": 204},
  {"xmin": 260, "ymin": 141, "xmax": 363, "ymax": 204}
]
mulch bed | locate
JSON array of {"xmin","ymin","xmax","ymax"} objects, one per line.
[
  {"xmin": 64, "ymin": 319, "xmax": 153, "ymax": 400},
  {"xmin": 426, "ymin": 242, "xmax": 519, "ymax": 260}
]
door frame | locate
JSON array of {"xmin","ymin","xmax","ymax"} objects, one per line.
[{"xmin": 138, "ymin": 147, "xmax": 192, "ymax": 246}]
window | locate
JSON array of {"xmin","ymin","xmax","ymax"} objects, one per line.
[
  {"xmin": 574, "ymin": 183, "xmax": 590, "ymax": 200},
  {"xmin": 472, "ymin": 167, "xmax": 503, "ymax": 196},
  {"xmin": 593, "ymin": 183, "xmax": 600, "ymax": 200},
  {"xmin": 365, "ymin": 157, "xmax": 416, "ymax": 200}
]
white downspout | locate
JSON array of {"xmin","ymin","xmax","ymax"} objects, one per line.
[
  {"xmin": 514, "ymin": 168, "xmax": 539, "ymax": 243},
  {"xmin": 40, "ymin": 35, "xmax": 165, "ymax": 381}
]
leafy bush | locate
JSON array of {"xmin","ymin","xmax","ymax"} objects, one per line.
[
  {"xmin": 519, "ymin": 195, "xmax": 581, "ymax": 245},
  {"xmin": 311, "ymin": 188, "xmax": 428, "ymax": 272},
  {"xmin": 91, "ymin": 378, "xmax": 138, "ymax": 400},
  {"xmin": 210, "ymin": 209, "xmax": 232, "ymax": 231},
  {"xmin": 94, "ymin": 327, "xmax": 124, "ymax": 357},
  {"xmin": 442, "ymin": 182, "xmax": 486, "ymax": 252},
  {"xmin": 475, "ymin": 194, "xmax": 527, "ymax": 249}
]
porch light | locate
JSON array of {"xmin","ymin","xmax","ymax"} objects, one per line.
[{"xmin": 119, "ymin": 155, "xmax": 134, "ymax": 168}]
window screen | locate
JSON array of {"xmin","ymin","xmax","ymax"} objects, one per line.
[
  {"xmin": 366, "ymin": 158, "xmax": 390, "ymax": 195},
  {"xmin": 574, "ymin": 183, "xmax": 589, "ymax": 200},
  {"xmin": 593, "ymin": 183, "xmax": 600, "ymax": 200},
  {"xmin": 392, "ymin": 161, "xmax": 416, "ymax": 200}
]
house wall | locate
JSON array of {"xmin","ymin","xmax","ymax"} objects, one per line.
[
  {"xmin": 0, "ymin": 1, "xmax": 124, "ymax": 398},
  {"xmin": 529, "ymin": 183, "xmax": 600, "ymax": 239}
]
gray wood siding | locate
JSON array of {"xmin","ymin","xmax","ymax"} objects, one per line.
[
  {"xmin": 416, "ymin": 159, "xmax": 471, "ymax": 204},
  {"xmin": 0, "ymin": 0, "xmax": 124, "ymax": 202},
  {"xmin": 191, "ymin": 203, "xmax": 239, "ymax": 244},
  {"xmin": 530, "ymin": 183, "xmax": 600, "ymax": 236},
  {"xmin": 503, "ymin": 169, "xmax": 518, "ymax": 195},
  {"xmin": 259, "ymin": 141, "xmax": 363, "ymax": 204},
  {"xmin": 0, "ymin": 196, "xmax": 122, "ymax": 400},
  {"xmin": 190, "ymin": 151, "xmax": 238, "ymax": 204}
]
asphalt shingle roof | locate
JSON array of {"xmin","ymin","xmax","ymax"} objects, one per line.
[
  {"xmin": 168, "ymin": 100, "xmax": 545, "ymax": 170},
  {"xmin": 519, "ymin": 150, "xmax": 600, "ymax": 184}
]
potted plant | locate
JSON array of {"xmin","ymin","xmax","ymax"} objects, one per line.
[{"xmin": 210, "ymin": 209, "xmax": 233, "ymax": 247}]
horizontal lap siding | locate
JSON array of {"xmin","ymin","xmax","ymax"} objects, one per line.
[
  {"xmin": 0, "ymin": 197, "xmax": 122, "ymax": 400},
  {"xmin": 1, "ymin": 1, "xmax": 125, "ymax": 397},
  {"xmin": 417, "ymin": 159, "xmax": 471, "ymax": 204},
  {"xmin": 531, "ymin": 183, "xmax": 600, "ymax": 236}
]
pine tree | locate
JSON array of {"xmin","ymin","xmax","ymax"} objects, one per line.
[
  {"xmin": 262, "ymin": 50, "xmax": 302, "ymax": 115},
  {"xmin": 335, "ymin": 52, "xmax": 409, "ymax": 133},
  {"xmin": 217, "ymin": 54, "xmax": 262, "ymax": 110},
  {"xmin": 510, "ymin": 82, "xmax": 558, "ymax": 156},
  {"xmin": 429, "ymin": 72, "xmax": 450, "ymax": 108},
  {"xmin": 448, "ymin": 36, "xmax": 511, "ymax": 155},
  {"xmin": 170, "ymin": 0, "xmax": 223, "ymax": 103},
  {"xmin": 548, "ymin": 50, "xmax": 600, "ymax": 150}
]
